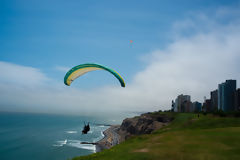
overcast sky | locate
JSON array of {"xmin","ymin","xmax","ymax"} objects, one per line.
[{"xmin": 1, "ymin": 0, "xmax": 240, "ymax": 115}]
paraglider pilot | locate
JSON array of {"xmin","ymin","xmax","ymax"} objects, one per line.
[{"xmin": 82, "ymin": 122, "xmax": 90, "ymax": 134}]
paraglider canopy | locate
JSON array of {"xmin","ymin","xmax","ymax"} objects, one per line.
[{"xmin": 64, "ymin": 63, "xmax": 125, "ymax": 87}]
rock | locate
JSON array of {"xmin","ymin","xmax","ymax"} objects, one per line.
[{"xmin": 118, "ymin": 113, "xmax": 174, "ymax": 142}]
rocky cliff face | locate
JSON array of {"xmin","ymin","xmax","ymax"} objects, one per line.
[{"xmin": 117, "ymin": 113, "xmax": 174, "ymax": 142}]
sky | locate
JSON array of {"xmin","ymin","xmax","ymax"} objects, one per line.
[{"xmin": 1, "ymin": 0, "xmax": 240, "ymax": 115}]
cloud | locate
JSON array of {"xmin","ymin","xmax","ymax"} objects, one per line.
[
  {"xmin": 126, "ymin": 6, "xmax": 240, "ymax": 108},
  {"xmin": 55, "ymin": 66, "xmax": 71, "ymax": 72},
  {"xmin": 1, "ymin": 6, "xmax": 240, "ymax": 115},
  {"xmin": 0, "ymin": 61, "xmax": 49, "ymax": 87}
]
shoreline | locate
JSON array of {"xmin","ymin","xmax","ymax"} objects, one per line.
[
  {"xmin": 77, "ymin": 112, "xmax": 174, "ymax": 158},
  {"xmin": 95, "ymin": 125, "xmax": 121, "ymax": 152}
]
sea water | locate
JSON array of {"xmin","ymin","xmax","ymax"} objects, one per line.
[{"xmin": 0, "ymin": 112, "xmax": 135, "ymax": 160}]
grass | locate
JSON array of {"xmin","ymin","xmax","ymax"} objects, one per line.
[{"xmin": 72, "ymin": 113, "xmax": 240, "ymax": 160}]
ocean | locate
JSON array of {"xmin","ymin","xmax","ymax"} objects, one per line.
[{"xmin": 0, "ymin": 112, "xmax": 135, "ymax": 160}]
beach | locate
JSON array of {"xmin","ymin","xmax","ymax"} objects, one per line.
[{"xmin": 95, "ymin": 125, "xmax": 121, "ymax": 152}]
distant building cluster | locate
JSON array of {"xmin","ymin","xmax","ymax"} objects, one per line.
[{"xmin": 172, "ymin": 79, "xmax": 240, "ymax": 112}]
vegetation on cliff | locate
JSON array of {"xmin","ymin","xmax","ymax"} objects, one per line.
[{"xmin": 72, "ymin": 112, "xmax": 240, "ymax": 160}]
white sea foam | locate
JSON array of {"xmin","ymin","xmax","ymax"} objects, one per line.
[
  {"xmin": 88, "ymin": 131, "xmax": 93, "ymax": 134},
  {"xmin": 53, "ymin": 139, "xmax": 67, "ymax": 147},
  {"xmin": 66, "ymin": 131, "xmax": 77, "ymax": 134},
  {"xmin": 52, "ymin": 144, "xmax": 63, "ymax": 147},
  {"xmin": 67, "ymin": 139, "xmax": 96, "ymax": 152},
  {"xmin": 68, "ymin": 139, "xmax": 80, "ymax": 143},
  {"xmin": 101, "ymin": 131, "xmax": 104, "ymax": 137},
  {"xmin": 99, "ymin": 125, "xmax": 105, "ymax": 128},
  {"xmin": 92, "ymin": 138, "xmax": 98, "ymax": 143},
  {"xmin": 80, "ymin": 144, "xmax": 96, "ymax": 152}
]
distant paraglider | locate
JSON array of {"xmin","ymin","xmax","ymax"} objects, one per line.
[
  {"xmin": 64, "ymin": 63, "xmax": 125, "ymax": 87},
  {"xmin": 130, "ymin": 40, "xmax": 133, "ymax": 47}
]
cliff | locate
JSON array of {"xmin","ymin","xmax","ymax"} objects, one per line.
[
  {"xmin": 95, "ymin": 112, "xmax": 174, "ymax": 152},
  {"xmin": 117, "ymin": 112, "xmax": 174, "ymax": 142},
  {"xmin": 73, "ymin": 113, "xmax": 240, "ymax": 160}
]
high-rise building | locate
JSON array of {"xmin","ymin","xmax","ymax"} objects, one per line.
[
  {"xmin": 173, "ymin": 94, "xmax": 191, "ymax": 112},
  {"xmin": 218, "ymin": 80, "xmax": 236, "ymax": 112},
  {"xmin": 218, "ymin": 83, "xmax": 224, "ymax": 110},
  {"xmin": 182, "ymin": 101, "xmax": 193, "ymax": 112},
  {"xmin": 224, "ymin": 80, "xmax": 236, "ymax": 111},
  {"xmin": 210, "ymin": 89, "xmax": 218, "ymax": 111},
  {"xmin": 192, "ymin": 101, "xmax": 202, "ymax": 112},
  {"xmin": 234, "ymin": 89, "xmax": 240, "ymax": 111},
  {"xmin": 203, "ymin": 99, "xmax": 211, "ymax": 112},
  {"xmin": 173, "ymin": 98, "xmax": 178, "ymax": 112}
]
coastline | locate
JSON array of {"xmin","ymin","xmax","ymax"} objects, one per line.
[
  {"xmin": 95, "ymin": 125, "xmax": 121, "ymax": 152},
  {"xmin": 94, "ymin": 112, "xmax": 173, "ymax": 152}
]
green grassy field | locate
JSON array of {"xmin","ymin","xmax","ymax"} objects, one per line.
[{"xmin": 72, "ymin": 113, "xmax": 240, "ymax": 160}]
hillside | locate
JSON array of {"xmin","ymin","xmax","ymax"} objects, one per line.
[
  {"xmin": 72, "ymin": 112, "xmax": 240, "ymax": 160},
  {"xmin": 118, "ymin": 112, "xmax": 174, "ymax": 142}
]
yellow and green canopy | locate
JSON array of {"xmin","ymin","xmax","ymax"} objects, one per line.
[{"xmin": 64, "ymin": 63, "xmax": 125, "ymax": 87}]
